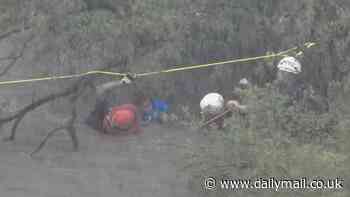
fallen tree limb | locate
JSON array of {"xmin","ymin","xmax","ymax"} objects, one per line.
[
  {"xmin": 29, "ymin": 65, "xmax": 117, "ymax": 155},
  {"xmin": 0, "ymin": 35, "xmax": 34, "ymax": 77},
  {"xmin": 30, "ymin": 126, "xmax": 66, "ymax": 156},
  {"xmin": 0, "ymin": 56, "xmax": 127, "ymax": 154},
  {"xmin": 30, "ymin": 102, "xmax": 79, "ymax": 156},
  {"xmin": 0, "ymin": 79, "xmax": 83, "ymax": 141},
  {"xmin": 0, "ymin": 86, "xmax": 75, "ymax": 140},
  {"xmin": 0, "ymin": 26, "xmax": 31, "ymax": 41}
]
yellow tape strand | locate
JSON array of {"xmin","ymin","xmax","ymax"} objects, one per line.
[
  {"xmin": 136, "ymin": 42, "xmax": 317, "ymax": 77},
  {"xmin": 0, "ymin": 42, "xmax": 316, "ymax": 86},
  {"xmin": 0, "ymin": 71, "xmax": 125, "ymax": 86},
  {"xmin": 136, "ymin": 47, "xmax": 301, "ymax": 77},
  {"xmin": 137, "ymin": 53, "xmax": 283, "ymax": 77}
]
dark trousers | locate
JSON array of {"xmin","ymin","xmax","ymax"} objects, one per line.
[{"xmin": 85, "ymin": 98, "xmax": 109, "ymax": 131}]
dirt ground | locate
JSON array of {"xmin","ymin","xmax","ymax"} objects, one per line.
[{"xmin": 0, "ymin": 112, "xmax": 199, "ymax": 197}]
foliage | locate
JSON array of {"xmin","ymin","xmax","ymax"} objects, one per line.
[
  {"xmin": 181, "ymin": 84, "xmax": 350, "ymax": 197},
  {"xmin": 1, "ymin": 1, "xmax": 350, "ymax": 196}
]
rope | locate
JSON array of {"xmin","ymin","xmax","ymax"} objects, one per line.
[
  {"xmin": 0, "ymin": 42, "xmax": 317, "ymax": 86},
  {"xmin": 0, "ymin": 70, "xmax": 125, "ymax": 86}
]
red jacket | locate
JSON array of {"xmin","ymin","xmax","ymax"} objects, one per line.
[{"xmin": 102, "ymin": 104, "xmax": 141, "ymax": 134}]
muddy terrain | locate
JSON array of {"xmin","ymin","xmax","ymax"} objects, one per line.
[{"xmin": 0, "ymin": 113, "xmax": 198, "ymax": 197}]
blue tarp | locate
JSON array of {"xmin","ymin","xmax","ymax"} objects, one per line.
[{"xmin": 142, "ymin": 99, "xmax": 169, "ymax": 122}]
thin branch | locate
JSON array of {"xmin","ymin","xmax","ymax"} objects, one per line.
[
  {"xmin": 0, "ymin": 35, "xmax": 34, "ymax": 77},
  {"xmin": 0, "ymin": 80, "xmax": 81, "ymax": 141},
  {"xmin": 0, "ymin": 57, "xmax": 120, "ymax": 130},
  {"xmin": 0, "ymin": 54, "xmax": 22, "ymax": 61},
  {"xmin": 0, "ymin": 59, "xmax": 18, "ymax": 77},
  {"xmin": 0, "ymin": 26, "xmax": 31, "ymax": 41},
  {"xmin": 0, "ymin": 85, "xmax": 76, "ymax": 124},
  {"xmin": 30, "ymin": 79, "xmax": 89, "ymax": 155},
  {"xmin": 30, "ymin": 126, "xmax": 65, "ymax": 156},
  {"xmin": 1, "ymin": 55, "xmax": 128, "ymax": 155}
]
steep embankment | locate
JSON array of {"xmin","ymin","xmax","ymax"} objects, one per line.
[{"xmin": 0, "ymin": 120, "xmax": 198, "ymax": 197}]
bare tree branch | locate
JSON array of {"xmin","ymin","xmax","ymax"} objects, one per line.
[
  {"xmin": 0, "ymin": 83, "xmax": 79, "ymax": 141},
  {"xmin": 0, "ymin": 26, "xmax": 31, "ymax": 42},
  {"xmin": 0, "ymin": 35, "xmax": 34, "ymax": 77},
  {"xmin": 0, "ymin": 55, "xmax": 22, "ymax": 61},
  {"xmin": 0, "ymin": 55, "xmax": 128, "ymax": 155},
  {"xmin": 30, "ymin": 77, "xmax": 91, "ymax": 155},
  {"xmin": 0, "ymin": 59, "xmax": 18, "ymax": 77},
  {"xmin": 30, "ymin": 126, "xmax": 65, "ymax": 156},
  {"xmin": 30, "ymin": 103, "xmax": 79, "ymax": 156}
]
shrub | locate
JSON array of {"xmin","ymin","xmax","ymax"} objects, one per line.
[{"xmin": 181, "ymin": 85, "xmax": 350, "ymax": 197}]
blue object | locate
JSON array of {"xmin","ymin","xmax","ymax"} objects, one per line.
[
  {"xmin": 142, "ymin": 99, "xmax": 169, "ymax": 122},
  {"xmin": 152, "ymin": 99, "xmax": 169, "ymax": 113},
  {"xmin": 143, "ymin": 111, "xmax": 153, "ymax": 122}
]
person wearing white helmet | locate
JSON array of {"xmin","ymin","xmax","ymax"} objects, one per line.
[
  {"xmin": 233, "ymin": 78, "xmax": 251, "ymax": 102},
  {"xmin": 274, "ymin": 56, "xmax": 305, "ymax": 100},
  {"xmin": 200, "ymin": 93, "xmax": 226, "ymax": 129},
  {"xmin": 277, "ymin": 56, "xmax": 302, "ymax": 74},
  {"xmin": 200, "ymin": 92, "xmax": 246, "ymax": 129},
  {"xmin": 238, "ymin": 78, "xmax": 250, "ymax": 89},
  {"xmin": 233, "ymin": 78, "xmax": 250, "ymax": 127},
  {"xmin": 274, "ymin": 56, "xmax": 328, "ymax": 112},
  {"xmin": 276, "ymin": 56, "xmax": 302, "ymax": 83}
]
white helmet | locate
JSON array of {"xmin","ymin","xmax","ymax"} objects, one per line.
[
  {"xmin": 277, "ymin": 56, "xmax": 302, "ymax": 74},
  {"xmin": 200, "ymin": 93, "xmax": 224, "ymax": 114},
  {"xmin": 239, "ymin": 78, "xmax": 249, "ymax": 86}
]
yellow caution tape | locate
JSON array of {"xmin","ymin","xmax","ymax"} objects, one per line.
[
  {"xmin": 136, "ymin": 42, "xmax": 317, "ymax": 77},
  {"xmin": 0, "ymin": 70, "xmax": 125, "ymax": 86},
  {"xmin": 0, "ymin": 42, "xmax": 317, "ymax": 86}
]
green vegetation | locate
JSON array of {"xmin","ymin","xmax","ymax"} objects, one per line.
[
  {"xmin": 181, "ymin": 83, "xmax": 350, "ymax": 196},
  {"xmin": 1, "ymin": 0, "xmax": 350, "ymax": 196}
]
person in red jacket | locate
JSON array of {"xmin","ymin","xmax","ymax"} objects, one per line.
[
  {"xmin": 85, "ymin": 75, "xmax": 146, "ymax": 135},
  {"xmin": 102, "ymin": 104, "xmax": 141, "ymax": 134}
]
